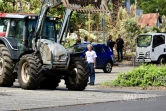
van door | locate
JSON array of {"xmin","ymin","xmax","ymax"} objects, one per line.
[
  {"xmin": 93, "ymin": 45, "xmax": 104, "ymax": 68},
  {"xmin": 152, "ymin": 35, "xmax": 165, "ymax": 61}
]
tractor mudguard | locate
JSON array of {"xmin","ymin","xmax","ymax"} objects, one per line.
[{"xmin": 0, "ymin": 37, "xmax": 20, "ymax": 60}]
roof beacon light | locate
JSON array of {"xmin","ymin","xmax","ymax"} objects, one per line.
[
  {"xmin": 28, "ymin": 16, "xmax": 31, "ymax": 19},
  {"xmin": 32, "ymin": 16, "xmax": 36, "ymax": 19},
  {"xmin": 50, "ymin": 17, "xmax": 54, "ymax": 20}
]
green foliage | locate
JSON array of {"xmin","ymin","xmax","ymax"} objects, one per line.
[
  {"xmin": 0, "ymin": 1, "xmax": 14, "ymax": 12},
  {"xmin": 137, "ymin": 0, "xmax": 166, "ymax": 15},
  {"xmin": 125, "ymin": 18, "xmax": 140, "ymax": 35},
  {"xmin": 108, "ymin": 64, "xmax": 166, "ymax": 87},
  {"xmin": 71, "ymin": 12, "xmax": 87, "ymax": 31}
]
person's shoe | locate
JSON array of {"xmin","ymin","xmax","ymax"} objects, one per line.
[{"xmin": 88, "ymin": 82, "xmax": 94, "ymax": 86}]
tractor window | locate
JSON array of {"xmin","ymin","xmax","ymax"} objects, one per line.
[
  {"xmin": 42, "ymin": 22, "xmax": 56, "ymax": 41},
  {"xmin": 16, "ymin": 21, "xmax": 24, "ymax": 40},
  {"xmin": 0, "ymin": 19, "xmax": 8, "ymax": 36},
  {"xmin": 8, "ymin": 20, "xmax": 24, "ymax": 49},
  {"xmin": 28, "ymin": 20, "xmax": 56, "ymax": 41},
  {"xmin": 9, "ymin": 20, "xmax": 24, "ymax": 40}
]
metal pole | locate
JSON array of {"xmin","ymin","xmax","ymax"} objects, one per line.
[
  {"xmin": 135, "ymin": 0, "xmax": 137, "ymax": 17},
  {"xmin": 88, "ymin": 12, "xmax": 91, "ymax": 37},
  {"xmin": 102, "ymin": 14, "xmax": 105, "ymax": 44},
  {"xmin": 132, "ymin": 55, "xmax": 136, "ymax": 67}
]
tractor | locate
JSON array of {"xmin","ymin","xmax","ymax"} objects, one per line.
[{"xmin": 0, "ymin": 0, "xmax": 109, "ymax": 91}]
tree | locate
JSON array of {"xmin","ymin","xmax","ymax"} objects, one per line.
[
  {"xmin": 0, "ymin": 0, "xmax": 14, "ymax": 12},
  {"xmin": 136, "ymin": 0, "xmax": 166, "ymax": 15}
]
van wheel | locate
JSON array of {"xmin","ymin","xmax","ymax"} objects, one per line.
[
  {"xmin": 158, "ymin": 57, "xmax": 166, "ymax": 65},
  {"xmin": 103, "ymin": 61, "xmax": 112, "ymax": 73}
]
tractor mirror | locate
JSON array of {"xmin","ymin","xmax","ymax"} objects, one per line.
[{"xmin": 70, "ymin": 25, "xmax": 73, "ymax": 33}]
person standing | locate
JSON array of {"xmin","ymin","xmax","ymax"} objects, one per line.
[
  {"xmin": 82, "ymin": 36, "xmax": 90, "ymax": 43},
  {"xmin": 107, "ymin": 35, "xmax": 116, "ymax": 53},
  {"xmin": 85, "ymin": 44, "xmax": 97, "ymax": 85},
  {"xmin": 77, "ymin": 34, "xmax": 81, "ymax": 43},
  {"xmin": 73, "ymin": 39, "xmax": 80, "ymax": 46},
  {"xmin": 116, "ymin": 34, "xmax": 124, "ymax": 62}
]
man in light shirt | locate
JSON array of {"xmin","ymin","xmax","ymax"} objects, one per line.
[{"xmin": 85, "ymin": 44, "xmax": 97, "ymax": 85}]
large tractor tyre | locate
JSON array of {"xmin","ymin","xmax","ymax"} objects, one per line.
[
  {"xmin": 40, "ymin": 77, "xmax": 61, "ymax": 89},
  {"xmin": 103, "ymin": 61, "xmax": 112, "ymax": 73},
  {"xmin": 18, "ymin": 54, "xmax": 43, "ymax": 90},
  {"xmin": 0, "ymin": 44, "xmax": 16, "ymax": 87},
  {"xmin": 65, "ymin": 58, "xmax": 90, "ymax": 91}
]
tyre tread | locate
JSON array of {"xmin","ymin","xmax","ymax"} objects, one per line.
[
  {"xmin": 18, "ymin": 54, "xmax": 43, "ymax": 90},
  {"xmin": 0, "ymin": 44, "xmax": 16, "ymax": 87}
]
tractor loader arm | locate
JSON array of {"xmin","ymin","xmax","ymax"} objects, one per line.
[{"xmin": 35, "ymin": 0, "xmax": 110, "ymax": 47}]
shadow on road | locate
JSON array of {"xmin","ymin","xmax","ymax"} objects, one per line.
[
  {"xmin": 10, "ymin": 84, "xmax": 144, "ymax": 95},
  {"xmin": 84, "ymin": 89, "xmax": 145, "ymax": 94},
  {"xmin": 95, "ymin": 72, "xmax": 119, "ymax": 74}
]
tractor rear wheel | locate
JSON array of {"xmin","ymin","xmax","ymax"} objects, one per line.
[
  {"xmin": 0, "ymin": 44, "xmax": 16, "ymax": 87},
  {"xmin": 18, "ymin": 54, "xmax": 43, "ymax": 90},
  {"xmin": 65, "ymin": 58, "xmax": 89, "ymax": 91}
]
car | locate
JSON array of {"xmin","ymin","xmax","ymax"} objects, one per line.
[{"xmin": 70, "ymin": 43, "xmax": 114, "ymax": 73}]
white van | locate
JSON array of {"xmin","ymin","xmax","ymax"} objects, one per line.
[{"xmin": 136, "ymin": 33, "xmax": 166, "ymax": 64}]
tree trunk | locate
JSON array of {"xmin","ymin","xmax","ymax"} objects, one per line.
[{"xmin": 112, "ymin": 0, "xmax": 122, "ymax": 25}]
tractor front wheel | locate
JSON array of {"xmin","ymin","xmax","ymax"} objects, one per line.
[
  {"xmin": 18, "ymin": 54, "xmax": 43, "ymax": 90},
  {"xmin": 65, "ymin": 58, "xmax": 89, "ymax": 91}
]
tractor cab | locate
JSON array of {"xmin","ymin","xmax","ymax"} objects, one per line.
[{"xmin": 0, "ymin": 13, "xmax": 57, "ymax": 51}]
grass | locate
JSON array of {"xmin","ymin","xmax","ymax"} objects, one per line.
[{"xmin": 101, "ymin": 64, "xmax": 166, "ymax": 89}]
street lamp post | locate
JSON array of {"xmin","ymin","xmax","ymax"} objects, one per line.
[
  {"xmin": 101, "ymin": 13, "xmax": 105, "ymax": 44},
  {"xmin": 156, "ymin": 7, "xmax": 159, "ymax": 28}
]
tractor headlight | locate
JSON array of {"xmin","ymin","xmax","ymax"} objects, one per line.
[
  {"xmin": 60, "ymin": 55, "xmax": 68, "ymax": 60},
  {"xmin": 59, "ymin": 55, "xmax": 68, "ymax": 62},
  {"xmin": 54, "ymin": 56, "xmax": 60, "ymax": 61},
  {"xmin": 54, "ymin": 55, "xmax": 68, "ymax": 62},
  {"xmin": 145, "ymin": 51, "xmax": 150, "ymax": 58}
]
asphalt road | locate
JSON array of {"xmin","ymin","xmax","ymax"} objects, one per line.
[
  {"xmin": 28, "ymin": 96, "xmax": 166, "ymax": 111},
  {"xmin": 1, "ymin": 66, "xmax": 164, "ymax": 111}
]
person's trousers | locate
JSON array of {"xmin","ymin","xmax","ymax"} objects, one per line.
[
  {"xmin": 117, "ymin": 48, "xmax": 123, "ymax": 61},
  {"xmin": 88, "ymin": 63, "xmax": 95, "ymax": 83}
]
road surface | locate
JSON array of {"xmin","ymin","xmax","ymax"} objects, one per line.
[
  {"xmin": 0, "ymin": 66, "xmax": 164, "ymax": 111},
  {"xmin": 29, "ymin": 96, "xmax": 166, "ymax": 111}
]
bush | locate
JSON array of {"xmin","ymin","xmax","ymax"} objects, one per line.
[{"xmin": 108, "ymin": 64, "xmax": 166, "ymax": 87}]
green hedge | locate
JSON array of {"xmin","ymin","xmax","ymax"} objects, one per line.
[{"xmin": 110, "ymin": 64, "xmax": 166, "ymax": 87}]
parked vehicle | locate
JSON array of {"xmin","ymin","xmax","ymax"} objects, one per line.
[
  {"xmin": 71, "ymin": 43, "xmax": 114, "ymax": 73},
  {"xmin": 136, "ymin": 33, "xmax": 166, "ymax": 64}
]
